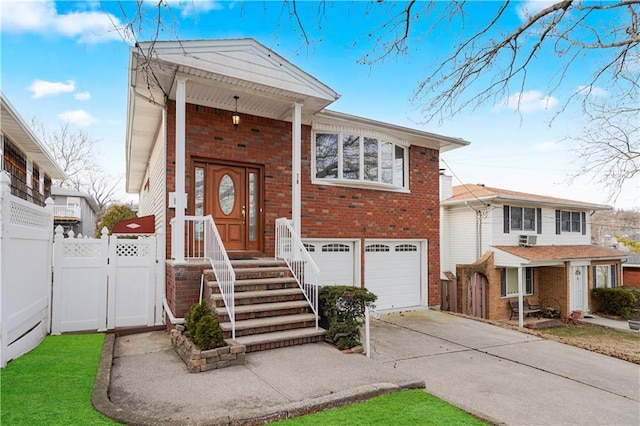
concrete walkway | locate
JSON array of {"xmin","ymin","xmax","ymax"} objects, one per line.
[
  {"xmin": 96, "ymin": 310, "xmax": 640, "ymax": 425},
  {"xmin": 370, "ymin": 311, "xmax": 640, "ymax": 426}
]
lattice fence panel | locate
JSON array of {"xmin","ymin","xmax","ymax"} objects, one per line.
[{"xmin": 9, "ymin": 201, "xmax": 51, "ymax": 229}]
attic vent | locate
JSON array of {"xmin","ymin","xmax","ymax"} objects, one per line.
[{"xmin": 519, "ymin": 235, "xmax": 537, "ymax": 247}]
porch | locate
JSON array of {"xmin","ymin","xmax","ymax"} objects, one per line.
[{"xmin": 165, "ymin": 216, "xmax": 325, "ymax": 352}]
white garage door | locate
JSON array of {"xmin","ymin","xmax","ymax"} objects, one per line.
[
  {"xmin": 303, "ymin": 241, "xmax": 356, "ymax": 286},
  {"xmin": 365, "ymin": 241, "xmax": 423, "ymax": 310}
]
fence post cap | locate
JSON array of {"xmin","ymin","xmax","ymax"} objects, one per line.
[{"xmin": 101, "ymin": 227, "xmax": 109, "ymax": 237}]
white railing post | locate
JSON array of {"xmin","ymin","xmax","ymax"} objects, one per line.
[
  {"xmin": 184, "ymin": 215, "xmax": 235, "ymax": 340},
  {"xmin": 275, "ymin": 218, "xmax": 320, "ymax": 328}
]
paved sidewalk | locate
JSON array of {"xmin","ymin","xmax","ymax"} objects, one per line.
[
  {"xmin": 95, "ymin": 310, "xmax": 640, "ymax": 425},
  {"xmin": 95, "ymin": 330, "xmax": 424, "ymax": 425}
]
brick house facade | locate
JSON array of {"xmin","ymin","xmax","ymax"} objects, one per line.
[{"xmin": 127, "ymin": 39, "xmax": 468, "ymax": 321}]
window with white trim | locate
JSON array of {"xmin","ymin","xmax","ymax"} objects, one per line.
[
  {"xmin": 503, "ymin": 206, "xmax": 542, "ymax": 234},
  {"xmin": 313, "ymin": 131, "xmax": 407, "ymax": 190},
  {"xmin": 593, "ymin": 264, "xmax": 617, "ymax": 288},
  {"xmin": 501, "ymin": 267, "xmax": 533, "ymax": 297},
  {"xmin": 26, "ymin": 158, "xmax": 33, "ymax": 188},
  {"xmin": 0, "ymin": 134, "xmax": 4, "ymax": 171},
  {"xmin": 38, "ymin": 167, "xmax": 44, "ymax": 194},
  {"xmin": 555, "ymin": 210, "xmax": 586, "ymax": 235}
]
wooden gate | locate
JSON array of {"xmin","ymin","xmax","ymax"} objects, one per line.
[
  {"xmin": 51, "ymin": 227, "xmax": 161, "ymax": 334},
  {"xmin": 467, "ymin": 272, "xmax": 487, "ymax": 318}
]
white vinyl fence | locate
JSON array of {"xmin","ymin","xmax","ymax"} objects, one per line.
[
  {"xmin": 51, "ymin": 227, "xmax": 162, "ymax": 334},
  {"xmin": 0, "ymin": 173, "xmax": 54, "ymax": 368}
]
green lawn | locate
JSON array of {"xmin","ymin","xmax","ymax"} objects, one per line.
[
  {"xmin": 1, "ymin": 335, "xmax": 487, "ymax": 425},
  {"xmin": 275, "ymin": 389, "xmax": 488, "ymax": 426},
  {"xmin": 0, "ymin": 333, "xmax": 117, "ymax": 425}
]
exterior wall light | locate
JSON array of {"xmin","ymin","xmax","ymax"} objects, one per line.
[{"xmin": 232, "ymin": 95, "xmax": 240, "ymax": 128}]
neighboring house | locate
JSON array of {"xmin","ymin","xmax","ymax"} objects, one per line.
[
  {"xmin": 125, "ymin": 38, "xmax": 468, "ymax": 349},
  {"xmin": 440, "ymin": 178, "xmax": 627, "ymax": 322},
  {"xmin": 50, "ymin": 187, "xmax": 100, "ymax": 236},
  {"xmin": 622, "ymin": 253, "xmax": 640, "ymax": 287},
  {"xmin": 0, "ymin": 93, "xmax": 65, "ymax": 204}
]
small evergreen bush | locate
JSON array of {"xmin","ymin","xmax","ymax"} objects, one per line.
[
  {"xmin": 193, "ymin": 314, "xmax": 226, "ymax": 350},
  {"xmin": 184, "ymin": 300, "xmax": 226, "ymax": 350},
  {"xmin": 184, "ymin": 300, "xmax": 210, "ymax": 334},
  {"xmin": 319, "ymin": 286, "xmax": 377, "ymax": 350},
  {"xmin": 592, "ymin": 287, "xmax": 639, "ymax": 319}
]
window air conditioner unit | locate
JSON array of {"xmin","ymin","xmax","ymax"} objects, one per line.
[{"xmin": 519, "ymin": 235, "xmax": 537, "ymax": 247}]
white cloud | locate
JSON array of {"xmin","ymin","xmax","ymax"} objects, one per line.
[
  {"xmin": 534, "ymin": 141, "xmax": 562, "ymax": 152},
  {"xmin": 163, "ymin": 0, "xmax": 223, "ymax": 17},
  {"xmin": 1, "ymin": 0, "xmax": 123, "ymax": 44},
  {"xmin": 576, "ymin": 85, "xmax": 608, "ymax": 98},
  {"xmin": 517, "ymin": 1, "xmax": 558, "ymax": 21},
  {"xmin": 58, "ymin": 110, "xmax": 97, "ymax": 127},
  {"xmin": 500, "ymin": 90, "xmax": 559, "ymax": 113},
  {"xmin": 29, "ymin": 79, "xmax": 76, "ymax": 98},
  {"xmin": 74, "ymin": 91, "xmax": 91, "ymax": 101}
]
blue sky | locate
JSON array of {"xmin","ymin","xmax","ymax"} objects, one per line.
[{"xmin": 1, "ymin": 0, "xmax": 637, "ymax": 210}]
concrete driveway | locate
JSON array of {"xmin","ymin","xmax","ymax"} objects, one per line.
[{"xmin": 369, "ymin": 310, "xmax": 640, "ymax": 426}]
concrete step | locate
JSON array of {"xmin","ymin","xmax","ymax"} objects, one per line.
[
  {"xmin": 233, "ymin": 328, "xmax": 326, "ymax": 353},
  {"xmin": 208, "ymin": 277, "xmax": 299, "ymax": 294},
  {"xmin": 211, "ymin": 288, "xmax": 304, "ymax": 307},
  {"xmin": 235, "ymin": 266, "xmax": 292, "ymax": 280},
  {"xmin": 219, "ymin": 313, "xmax": 317, "ymax": 338},
  {"xmin": 214, "ymin": 300, "xmax": 311, "ymax": 322},
  {"xmin": 230, "ymin": 258, "xmax": 286, "ymax": 269}
]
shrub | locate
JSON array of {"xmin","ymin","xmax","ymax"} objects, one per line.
[
  {"xmin": 184, "ymin": 300, "xmax": 210, "ymax": 334},
  {"xmin": 184, "ymin": 301, "xmax": 226, "ymax": 350},
  {"xmin": 592, "ymin": 287, "xmax": 638, "ymax": 319},
  {"xmin": 319, "ymin": 286, "xmax": 377, "ymax": 350},
  {"xmin": 193, "ymin": 315, "xmax": 226, "ymax": 350}
]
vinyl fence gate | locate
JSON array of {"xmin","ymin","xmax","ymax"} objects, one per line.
[{"xmin": 51, "ymin": 227, "xmax": 163, "ymax": 334}]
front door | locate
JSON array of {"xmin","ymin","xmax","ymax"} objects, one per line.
[
  {"xmin": 200, "ymin": 163, "xmax": 262, "ymax": 252},
  {"xmin": 570, "ymin": 265, "xmax": 588, "ymax": 312}
]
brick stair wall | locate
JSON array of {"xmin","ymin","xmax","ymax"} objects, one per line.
[{"xmin": 203, "ymin": 258, "xmax": 325, "ymax": 352}]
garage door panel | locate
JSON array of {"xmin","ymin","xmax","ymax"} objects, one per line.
[
  {"xmin": 304, "ymin": 241, "xmax": 355, "ymax": 287},
  {"xmin": 365, "ymin": 241, "xmax": 423, "ymax": 310}
]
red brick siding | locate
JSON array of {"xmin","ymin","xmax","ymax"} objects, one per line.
[
  {"xmin": 165, "ymin": 101, "xmax": 442, "ymax": 306},
  {"xmin": 623, "ymin": 267, "xmax": 640, "ymax": 287}
]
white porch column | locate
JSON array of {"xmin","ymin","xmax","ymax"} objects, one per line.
[
  {"xmin": 172, "ymin": 76, "xmax": 187, "ymax": 262},
  {"xmin": 517, "ymin": 266, "xmax": 524, "ymax": 327},
  {"xmin": 292, "ymin": 103, "xmax": 302, "ymax": 235}
]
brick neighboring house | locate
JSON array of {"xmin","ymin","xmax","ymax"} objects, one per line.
[
  {"xmin": 440, "ymin": 178, "xmax": 627, "ymax": 323},
  {"xmin": 1, "ymin": 93, "xmax": 65, "ymax": 204},
  {"xmin": 125, "ymin": 38, "xmax": 469, "ymax": 350},
  {"xmin": 622, "ymin": 254, "xmax": 640, "ymax": 287}
]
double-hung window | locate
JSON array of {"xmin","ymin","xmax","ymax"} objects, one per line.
[
  {"xmin": 503, "ymin": 206, "xmax": 541, "ymax": 234},
  {"xmin": 593, "ymin": 265, "xmax": 617, "ymax": 288},
  {"xmin": 555, "ymin": 210, "xmax": 586, "ymax": 235},
  {"xmin": 313, "ymin": 130, "xmax": 408, "ymax": 190},
  {"xmin": 26, "ymin": 158, "xmax": 33, "ymax": 189},
  {"xmin": 501, "ymin": 267, "xmax": 534, "ymax": 297}
]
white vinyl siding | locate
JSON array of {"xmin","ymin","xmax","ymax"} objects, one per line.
[
  {"xmin": 138, "ymin": 129, "xmax": 166, "ymax": 234},
  {"xmin": 491, "ymin": 205, "xmax": 592, "ymax": 246},
  {"xmin": 442, "ymin": 204, "xmax": 491, "ymax": 272}
]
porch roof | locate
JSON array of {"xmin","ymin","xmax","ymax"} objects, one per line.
[
  {"xmin": 126, "ymin": 38, "xmax": 340, "ymax": 193},
  {"xmin": 493, "ymin": 245, "xmax": 627, "ymax": 267},
  {"xmin": 1, "ymin": 93, "xmax": 66, "ymax": 180}
]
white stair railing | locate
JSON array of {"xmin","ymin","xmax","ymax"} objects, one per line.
[
  {"xmin": 275, "ymin": 218, "xmax": 320, "ymax": 328},
  {"xmin": 184, "ymin": 216, "xmax": 235, "ymax": 340}
]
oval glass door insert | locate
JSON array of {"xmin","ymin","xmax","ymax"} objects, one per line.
[{"xmin": 219, "ymin": 174, "xmax": 235, "ymax": 215}]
